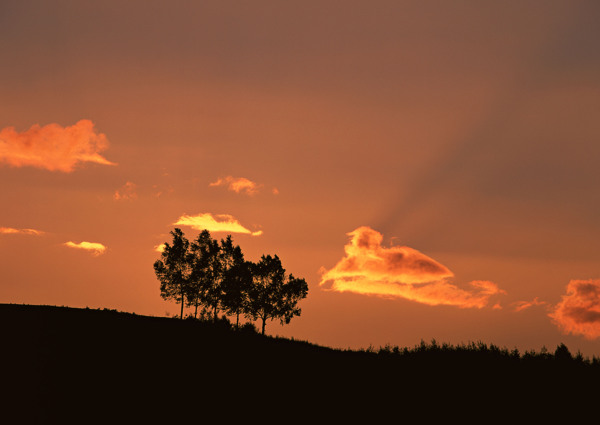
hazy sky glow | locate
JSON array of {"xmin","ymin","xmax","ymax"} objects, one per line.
[{"xmin": 1, "ymin": 1, "xmax": 599, "ymax": 356}]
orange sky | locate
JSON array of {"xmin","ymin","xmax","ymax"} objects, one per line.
[{"xmin": 1, "ymin": 1, "xmax": 600, "ymax": 356}]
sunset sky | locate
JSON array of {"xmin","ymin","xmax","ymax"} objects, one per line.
[{"xmin": 2, "ymin": 1, "xmax": 600, "ymax": 356}]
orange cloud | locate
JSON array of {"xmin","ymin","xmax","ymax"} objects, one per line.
[
  {"xmin": 319, "ymin": 227, "xmax": 504, "ymax": 308},
  {"xmin": 0, "ymin": 227, "xmax": 44, "ymax": 236},
  {"xmin": 209, "ymin": 176, "xmax": 262, "ymax": 195},
  {"xmin": 64, "ymin": 241, "xmax": 107, "ymax": 256},
  {"xmin": 154, "ymin": 243, "xmax": 166, "ymax": 253},
  {"xmin": 549, "ymin": 279, "xmax": 600, "ymax": 340},
  {"xmin": 174, "ymin": 213, "xmax": 263, "ymax": 236},
  {"xmin": 512, "ymin": 297, "xmax": 547, "ymax": 312},
  {"xmin": 114, "ymin": 181, "xmax": 138, "ymax": 201},
  {"xmin": 0, "ymin": 119, "xmax": 115, "ymax": 172}
]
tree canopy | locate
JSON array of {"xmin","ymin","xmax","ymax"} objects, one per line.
[{"xmin": 154, "ymin": 228, "xmax": 308, "ymax": 334}]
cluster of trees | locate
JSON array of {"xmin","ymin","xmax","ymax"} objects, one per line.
[{"xmin": 154, "ymin": 228, "xmax": 308, "ymax": 334}]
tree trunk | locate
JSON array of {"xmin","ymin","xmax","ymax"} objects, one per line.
[
  {"xmin": 194, "ymin": 301, "xmax": 198, "ymax": 319},
  {"xmin": 261, "ymin": 316, "xmax": 266, "ymax": 335},
  {"xmin": 213, "ymin": 305, "xmax": 218, "ymax": 322},
  {"xmin": 180, "ymin": 293, "xmax": 185, "ymax": 319},
  {"xmin": 236, "ymin": 312, "xmax": 240, "ymax": 329}
]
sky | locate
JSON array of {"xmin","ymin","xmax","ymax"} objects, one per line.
[{"xmin": 1, "ymin": 0, "xmax": 600, "ymax": 356}]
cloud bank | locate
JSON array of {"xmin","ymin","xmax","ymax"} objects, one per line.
[
  {"xmin": 0, "ymin": 227, "xmax": 44, "ymax": 236},
  {"xmin": 0, "ymin": 119, "xmax": 115, "ymax": 172},
  {"xmin": 319, "ymin": 226, "xmax": 504, "ymax": 308},
  {"xmin": 64, "ymin": 241, "xmax": 107, "ymax": 256},
  {"xmin": 174, "ymin": 213, "xmax": 263, "ymax": 236},
  {"xmin": 549, "ymin": 279, "xmax": 600, "ymax": 340}
]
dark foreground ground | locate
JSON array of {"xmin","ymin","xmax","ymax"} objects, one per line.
[{"xmin": 2, "ymin": 303, "xmax": 599, "ymax": 422}]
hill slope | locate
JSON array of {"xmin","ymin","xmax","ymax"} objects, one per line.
[{"xmin": 2, "ymin": 303, "xmax": 598, "ymax": 421}]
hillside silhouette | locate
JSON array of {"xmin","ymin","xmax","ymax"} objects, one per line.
[{"xmin": 2, "ymin": 303, "xmax": 599, "ymax": 422}]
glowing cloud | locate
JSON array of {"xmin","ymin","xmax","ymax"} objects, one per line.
[
  {"xmin": 64, "ymin": 241, "xmax": 107, "ymax": 256},
  {"xmin": 0, "ymin": 227, "xmax": 44, "ymax": 236},
  {"xmin": 512, "ymin": 297, "xmax": 547, "ymax": 312},
  {"xmin": 154, "ymin": 243, "xmax": 166, "ymax": 253},
  {"xmin": 174, "ymin": 213, "xmax": 263, "ymax": 236},
  {"xmin": 319, "ymin": 226, "xmax": 504, "ymax": 308},
  {"xmin": 0, "ymin": 119, "xmax": 115, "ymax": 172},
  {"xmin": 114, "ymin": 181, "xmax": 138, "ymax": 201},
  {"xmin": 209, "ymin": 176, "xmax": 261, "ymax": 195},
  {"xmin": 549, "ymin": 279, "xmax": 600, "ymax": 340}
]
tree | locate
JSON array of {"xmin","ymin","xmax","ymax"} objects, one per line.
[
  {"xmin": 187, "ymin": 230, "xmax": 211, "ymax": 319},
  {"xmin": 221, "ymin": 242, "xmax": 252, "ymax": 328},
  {"xmin": 189, "ymin": 230, "xmax": 221, "ymax": 321},
  {"xmin": 246, "ymin": 255, "xmax": 309, "ymax": 335},
  {"xmin": 154, "ymin": 228, "xmax": 191, "ymax": 319},
  {"xmin": 222, "ymin": 260, "xmax": 253, "ymax": 328},
  {"xmin": 555, "ymin": 343, "xmax": 573, "ymax": 362},
  {"xmin": 278, "ymin": 273, "xmax": 309, "ymax": 327}
]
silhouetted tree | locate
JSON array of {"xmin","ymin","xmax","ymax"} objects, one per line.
[
  {"xmin": 246, "ymin": 254, "xmax": 309, "ymax": 335},
  {"xmin": 555, "ymin": 343, "xmax": 573, "ymax": 362},
  {"xmin": 154, "ymin": 228, "xmax": 191, "ymax": 319},
  {"xmin": 279, "ymin": 273, "xmax": 309, "ymax": 325},
  {"xmin": 187, "ymin": 230, "xmax": 214, "ymax": 318},
  {"xmin": 190, "ymin": 230, "xmax": 221, "ymax": 321},
  {"xmin": 220, "ymin": 236, "xmax": 252, "ymax": 328}
]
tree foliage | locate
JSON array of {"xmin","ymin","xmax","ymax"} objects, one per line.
[{"xmin": 154, "ymin": 228, "xmax": 308, "ymax": 333}]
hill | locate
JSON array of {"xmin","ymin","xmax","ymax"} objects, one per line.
[{"xmin": 2, "ymin": 303, "xmax": 599, "ymax": 421}]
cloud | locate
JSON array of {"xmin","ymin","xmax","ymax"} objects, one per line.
[
  {"xmin": 319, "ymin": 226, "xmax": 504, "ymax": 308},
  {"xmin": 151, "ymin": 184, "xmax": 174, "ymax": 198},
  {"xmin": 174, "ymin": 213, "xmax": 263, "ymax": 236},
  {"xmin": 0, "ymin": 227, "xmax": 44, "ymax": 236},
  {"xmin": 512, "ymin": 297, "xmax": 547, "ymax": 312},
  {"xmin": 154, "ymin": 243, "xmax": 165, "ymax": 253},
  {"xmin": 549, "ymin": 279, "xmax": 600, "ymax": 340},
  {"xmin": 209, "ymin": 176, "xmax": 262, "ymax": 195},
  {"xmin": 0, "ymin": 119, "xmax": 115, "ymax": 172},
  {"xmin": 64, "ymin": 241, "xmax": 107, "ymax": 256},
  {"xmin": 114, "ymin": 181, "xmax": 138, "ymax": 201}
]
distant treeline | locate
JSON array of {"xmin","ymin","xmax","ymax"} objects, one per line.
[
  {"xmin": 154, "ymin": 228, "xmax": 308, "ymax": 334},
  {"xmin": 362, "ymin": 339, "xmax": 600, "ymax": 367}
]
